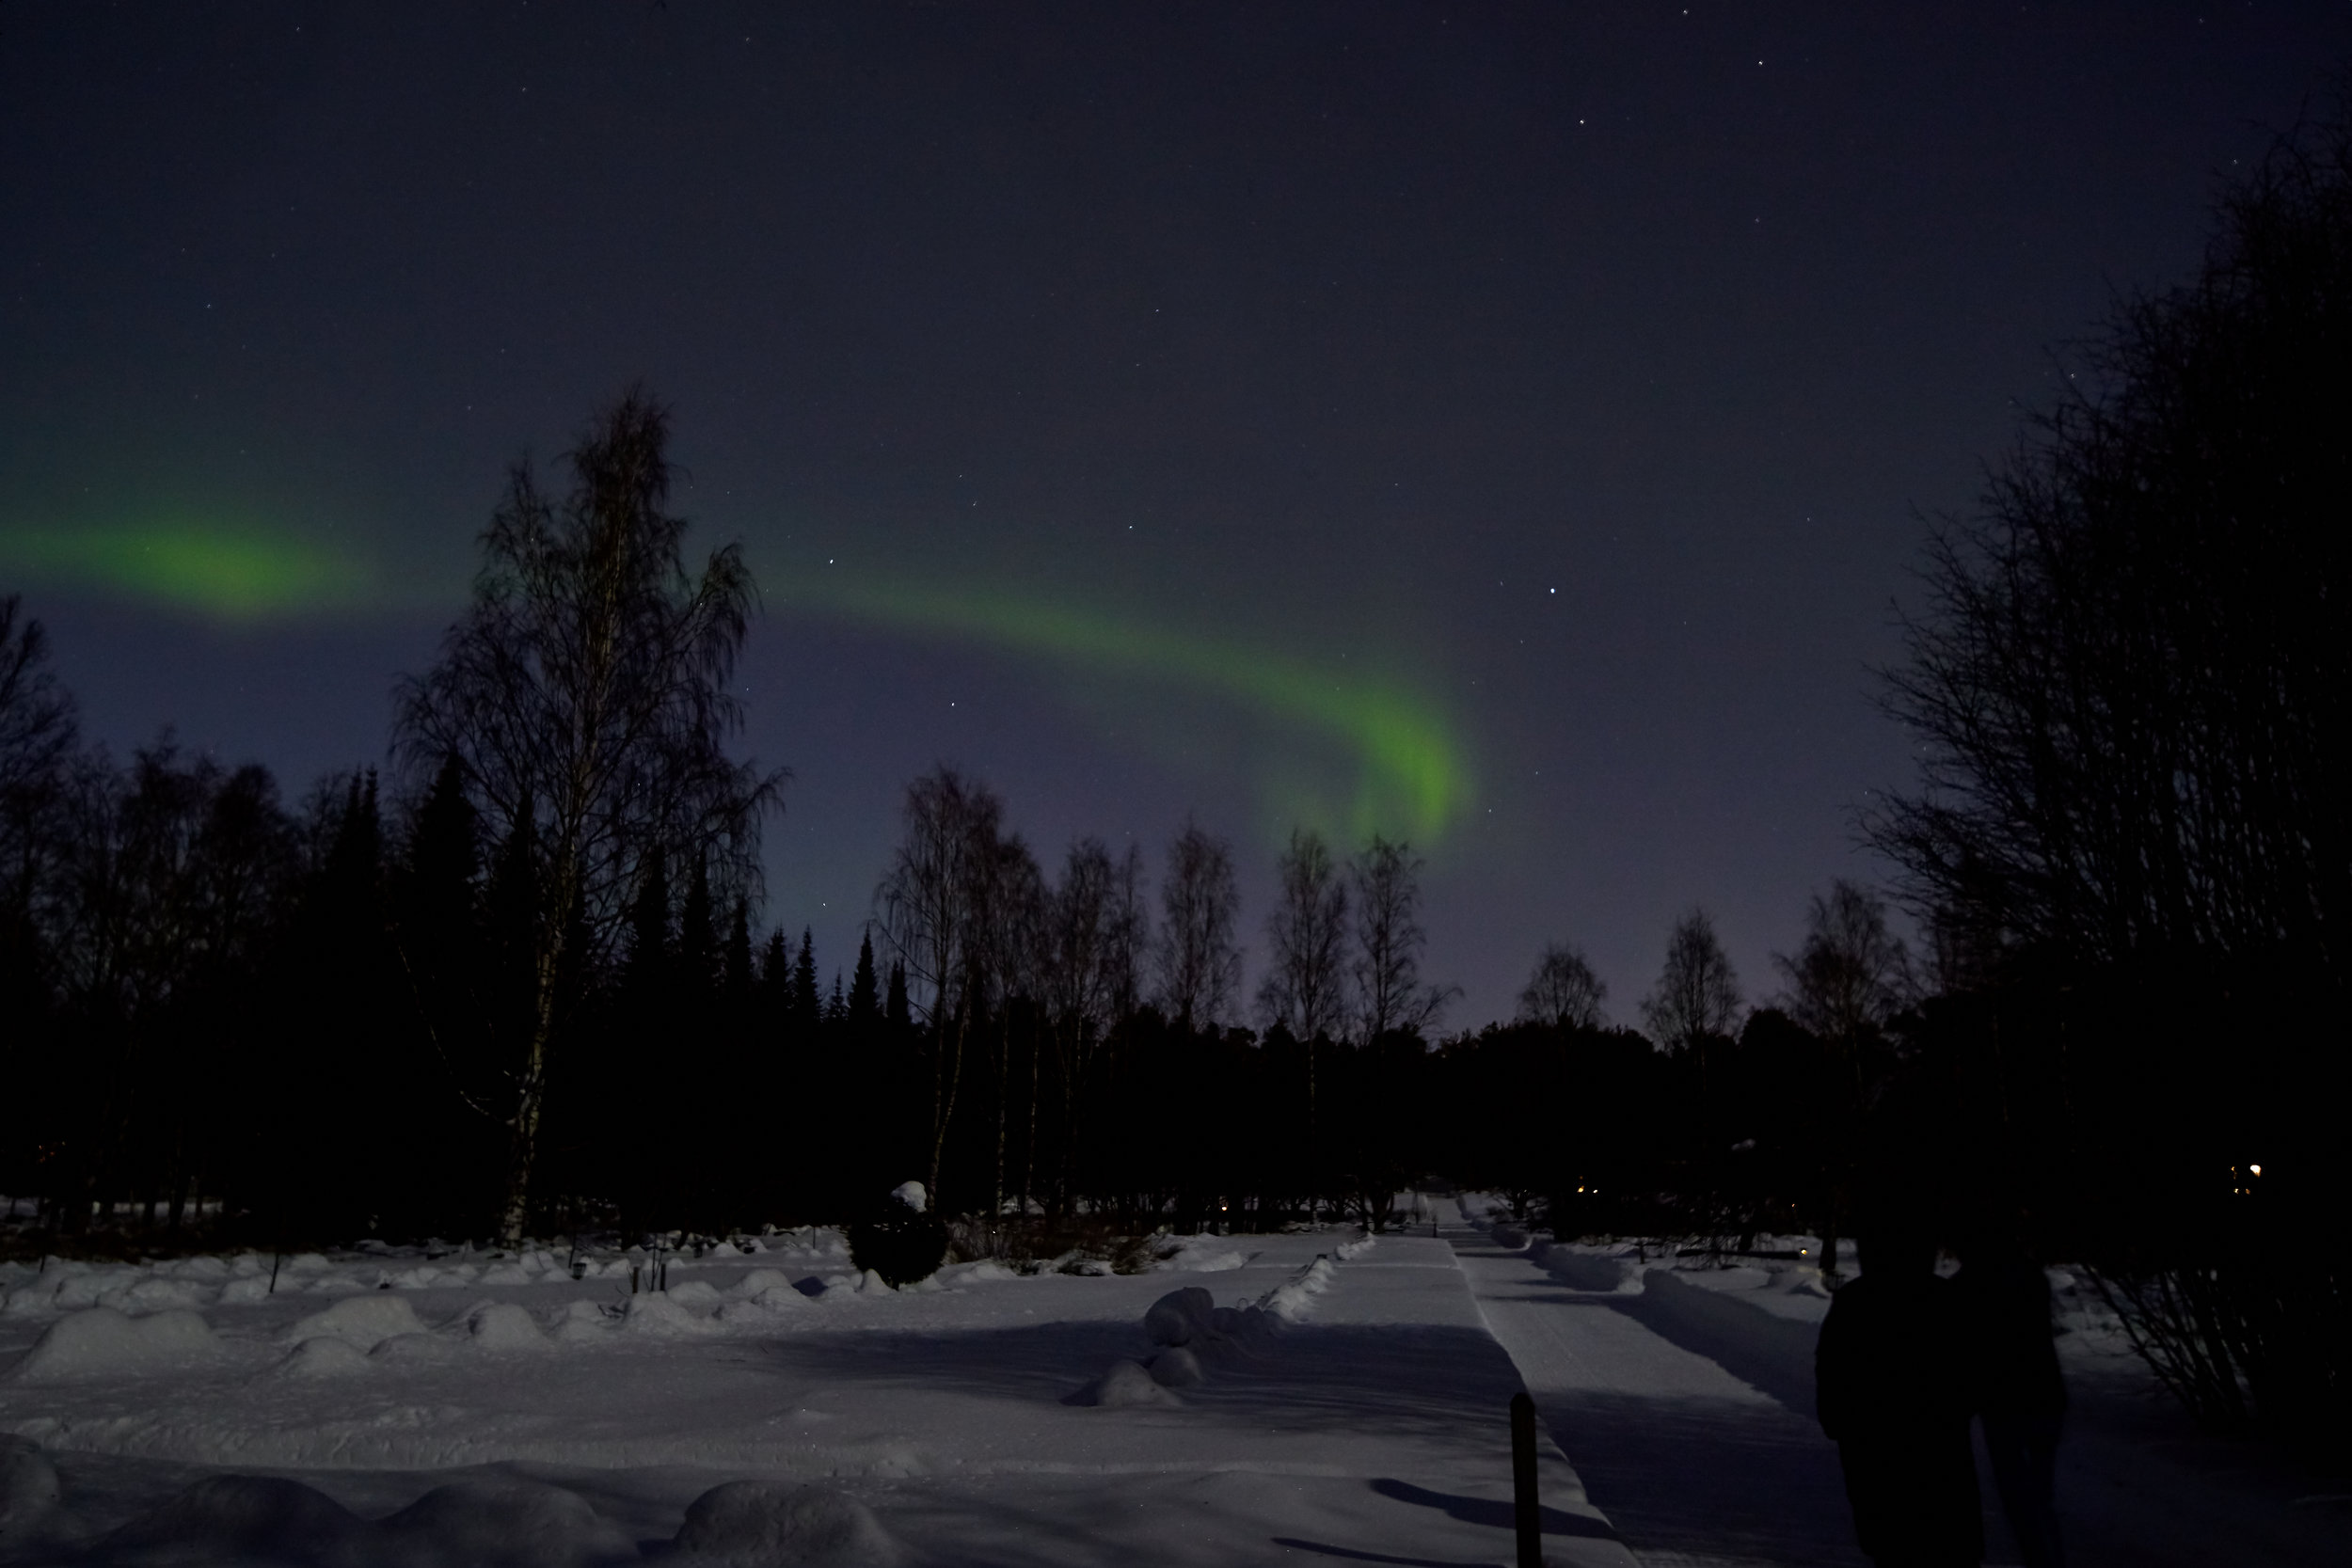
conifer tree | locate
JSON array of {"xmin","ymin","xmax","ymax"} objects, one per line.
[
  {"xmin": 723, "ymin": 897, "xmax": 754, "ymax": 1003},
  {"xmin": 676, "ymin": 857, "xmax": 719, "ymax": 1003},
  {"xmin": 885, "ymin": 961, "xmax": 911, "ymax": 1031},
  {"xmin": 849, "ymin": 931, "xmax": 880, "ymax": 1023},
  {"xmin": 759, "ymin": 927, "xmax": 790, "ymax": 997},
  {"xmin": 623, "ymin": 849, "xmax": 672, "ymax": 997},
  {"xmin": 790, "ymin": 929, "xmax": 819, "ymax": 1028}
]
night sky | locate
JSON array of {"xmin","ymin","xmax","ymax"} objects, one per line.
[{"xmin": 5, "ymin": 3, "xmax": 2345, "ymax": 1024}]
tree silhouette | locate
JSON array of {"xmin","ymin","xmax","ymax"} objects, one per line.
[
  {"xmin": 1153, "ymin": 819, "xmax": 1240, "ymax": 1030},
  {"xmin": 1518, "ymin": 942, "xmax": 1607, "ymax": 1031},
  {"xmin": 1257, "ymin": 828, "xmax": 1350, "ymax": 1043},
  {"xmin": 1641, "ymin": 908, "xmax": 1741, "ymax": 1059},
  {"xmin": 394, "ymin": 388, "xmax": 783, "ymax": 1242}
]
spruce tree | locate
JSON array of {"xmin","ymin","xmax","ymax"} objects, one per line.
[
  {"xmin": 849, "ymin": 932, "xmax": 881, "ymax": 1023},
  {"xmin": 676, "ymin": 857, "xmax": 719, "ymax": 1003},
  {"xmin": 623, "ymin": 849, "xmax": 672, "ymax": 996},
  {"xmin": 723, "ymin": 897, "xmax": 754, "ymax": 1002},
  {"xmin": 759, "ymin": 927, "xmax": 791, "ymax": 1001},
  {"xmin": 886, "ymin": 961, "xmax": 911, "ymax": 1032},
  {"xmin": 790, "ymin": 929, "xmax": 819, "ymax": 1028}
]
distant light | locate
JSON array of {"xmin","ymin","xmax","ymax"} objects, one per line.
[{"xmin": 2249, "ymin": 1164, "xmax": 2263, "ymax": 1177}]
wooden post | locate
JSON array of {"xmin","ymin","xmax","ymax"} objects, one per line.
[{"xmin": 1510, "ymin": 1391, "xmax": 1540, "ymax": 1568}]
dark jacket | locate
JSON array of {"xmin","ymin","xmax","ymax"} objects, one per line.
[
  {"xmin": 1818, "ymin": 1272, "xmax": 1983, "ymax": 1564},
  {"xmin": 1950, "ymin": 1254, "xmax": 2066, "ymax": 1421}
]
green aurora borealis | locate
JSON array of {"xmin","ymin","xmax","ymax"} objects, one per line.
[
  {"xmin": 0, "ymin": 518, "xmax": 379, "ymax": 621},
  {"xmin": 794, "ymin": 575, "xmax": 1473, "ymax": 845},
  {"xmin": 0, "ymin": 515, "xmax": 1474, "ymax": 846}
]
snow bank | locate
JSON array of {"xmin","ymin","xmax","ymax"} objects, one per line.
[
  {"xmin": 1527, "ymin": 1240, "xmax": 1645, "ymax": 1294},
  {"xmin": 10, "ymin": 1307, "xmax": 219, "ymax": 1383},
  {"xmin": 674, "ymin": 1480, "xmax": 901, "ymax": 1568},
  {"xmin": 1260, "ymin": 1257, "xmax": 1338, "ymax": 1323}
]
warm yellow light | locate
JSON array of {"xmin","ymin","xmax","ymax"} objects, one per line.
[{"xmin": 2249, "ymin": 1164, "xmax": 2263, "ymax": 1177}]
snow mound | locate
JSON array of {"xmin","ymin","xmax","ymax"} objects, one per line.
[
  {"xmin": 11, "ymin": 1307, "xmax": 219, "ymax": 1383},
  {"xmin": 1334, "ymin": 1233, "xmax": 1376, "ymax": 1261},
  {"xmin": 366, "ymin": 1476, "xmax": 635, "ymax": 1567},
  {"xmin": 467, "ymin": 1301, "xmax": 555, "ymax": 1353},
  {"xmin": 1147, "ymin": 1346, "xmax": 1204, "ymax": 1388},
  {"xmin": 477, "ymin": 1262, "xmax": 535, "ymax": 1286},
  {"xmin": 933, "ymin": 1259, "xmax": 1019, "ymax": 1287},
  {"xmin": 553, "ymin": 1301, "xmax": 614, "ymax": 1344},
  {"xmin": 1065, "ymin": 1358, "xmax": 1182, "ymax": 1408},
  {"xmin": 102, "ymin": 1474, "xmax": 358, "ymax": 1562},
  {"xmin": 725, "ymin": 1268, "xmax": 801, "ymax": 1300},
  {"xmin": 270, "ymin": 1336, "xmax": 373, "ymax": 1379},
  {"xmin": 888, "ymin": 1180, "xmax": 928, "ymax": 1214},
  {"xmin": 1151, "ymin": 1237, "xmax": 1251, "ymax": 1274},
  {"xmin": 1143, "ymin": 1287, "xmax": 1216, "ymax": 1347},
  {"xmin": 674, "ymin": 1480, "xmax": 901, "ymax": 1568},
  {"xmin": 664, "ymin": 1280, "xmax": 724, "ymax": 1310},
  {"xmin": 286, "ymin": 1294, "xmax": 426, "ymax": 1353},
  {"xmin": 621, "ymin": 1291, "xmax": 720, "ymax": 1336},
  {"xmin": 0, "ymin": 1436, "xmax": 60, "ymax": 1544},
  {"xmin": 217, "ymin": 1275, "xmax": 277, "ymax": 1305},
  {"xmin": 1489, "ymin": 1222, "xmax": 1529, "ymax": 1249}
]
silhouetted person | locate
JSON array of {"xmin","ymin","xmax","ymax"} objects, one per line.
[
  {"xmin": 1952, "ymin": 1235, "xmax": 2066, "ymax": 1568},
  {"xmin": 1817, "ymin": 1227, "xmax": 1982, "ymax": 1567}
]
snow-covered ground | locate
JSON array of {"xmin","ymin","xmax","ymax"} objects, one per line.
[
  {"xmin": 6, "ymin": 1208, "xmax": 2345, "ymax": 1566},
  {"xmin": 0, "ymin": 1227, "xmax": 1632, "ymax": 1566},
  {"xmin": 1450, "ymin": 1202, "xmax": 2352, "ymax": 1568}
]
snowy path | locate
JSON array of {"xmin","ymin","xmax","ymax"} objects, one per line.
[
  {"xmin": 1443, "ymin": 1211, "xmax": 2352, "ymax": 1568},
  {"xmin": 1443, "ymin": 1218, "xmax": 1861, "ymax": 1568}
]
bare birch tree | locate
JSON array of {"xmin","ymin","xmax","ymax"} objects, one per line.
[
  {"xmin": 1153, "ymin": 820, "xmax": 1240, "ymax": 1030},
  {"xmin": 1352, "ymin": 835, "xmax": 1452, "ymax": 1040},
  {"xmin": 394, "ymin": 388, "xmax": 781, "ymax": 1243},
  {"xmin": 1640, "ymin": 908, "xmax": 1741, "ymax": 1056},
  {"xmin": 1257, "ymin": 828, "xmax": 1350, "ymax": 1041},
  {"xmin": 1772, "ymin": 880, "xmax": 1914, "ymax": 1051},
  {"xmin": 1518, "ymin": 942, "xmax": 1608, "ymax": 1031}
]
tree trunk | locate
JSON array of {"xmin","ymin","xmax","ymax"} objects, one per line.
[{"xmin": 928, "ymin": 1006, "xmax": 967, "ymax": 1206}]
